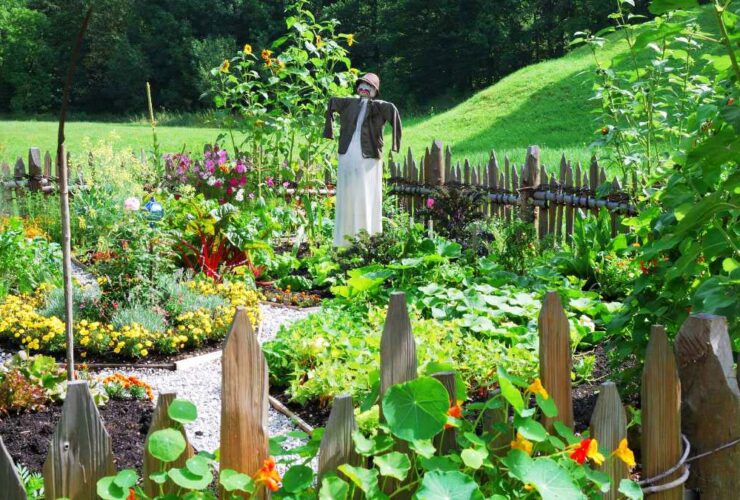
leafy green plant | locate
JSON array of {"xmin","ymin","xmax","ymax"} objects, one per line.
[
  {"xmin": 16, "ymin": 464, "xmax": 44, "ymax": 500},
  {"xmin": 0, "ymin": 217, "xmax": 62, "ymax": 296},
  {"xmin": 111, "ymin": 304, "xmax": 167, "ymax": 334}
]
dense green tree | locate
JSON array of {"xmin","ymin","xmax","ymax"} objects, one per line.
[{"xmin": 0, "ymin": 0, "xmax": 651, "ymax": 114}]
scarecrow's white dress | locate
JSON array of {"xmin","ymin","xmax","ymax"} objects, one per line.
[{"xmin": 333, "ymin": 97, "xmax": 383, "ymax": 247}]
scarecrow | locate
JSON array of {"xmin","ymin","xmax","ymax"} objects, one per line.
[{"xmin": 323, "ymin": 73, "xmax": 402, "ymax": 247}]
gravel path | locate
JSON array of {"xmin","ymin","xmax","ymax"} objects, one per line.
[{"xmin": 98, "ymin": 303, "xmax": 319, "ymax": 461}]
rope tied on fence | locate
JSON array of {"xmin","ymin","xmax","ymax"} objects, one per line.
[{"xmin": 637, "ymin": 433, "xmax": 740, "ymax": 494}]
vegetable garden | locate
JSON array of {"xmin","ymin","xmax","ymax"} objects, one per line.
[{"xmin": 0, "ymin": 0, "xmax": 738, "ymax": 499}]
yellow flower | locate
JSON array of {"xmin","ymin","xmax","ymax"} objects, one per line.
[
  {"xmin": 261, "ymin": 49, "xmax": 272, "ymax": 61},
  {"xmin": 347, "ymin": 34, "xmax": 354, "ymax": 46},
  {"xmin": 141, "ymin": 349, "xmax": 149, "ymax": 357},
  {"xmin": 612, "ymin": 438, "xmax": 636, "ymax": 468},
  {"xmin": 243, "ymin": 43, "xmax": 253, "ymax": 55},
  {"xmin": 510, "ymin": 432, "xmax": 533, "ymax": 456},
  {"xmin": 316, "ymin": 35, "xmax": 324, "ymax": 49},
  {"xmin": 220, "ymin": 59, "xmax": 230, "ymax": 73},
  {"xmin": 587, "ymin": 439, "xmax": 605, "ymax": 466},
  {"xmin": 527, "ymin": 378, "xmax": 549, "ymax": 400}
]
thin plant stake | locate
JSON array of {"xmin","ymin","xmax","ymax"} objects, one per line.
[{"xmin": 57, "ymin": 7, "xmax": 93, "ymax": 380}]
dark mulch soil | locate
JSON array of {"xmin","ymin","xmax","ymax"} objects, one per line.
[
  {"xmin": 270, "ymin": 389, "xmax": 331, "ymax": 429},
  {"xmin": 0, "ymin": 399, "xmax": 154, "ymax": 473},
  {"xmin": 0, "ymin": 338, "xmax": 224, "ymax": 369}
]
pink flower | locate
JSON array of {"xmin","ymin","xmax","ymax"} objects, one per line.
[
  {"xmin": 249, "ymin": 192, "xmax": 255, "ymax": 199},
  {"xmin": 217, "ymin": 149, "xmax": 228, "ymax": 165},
  {"xmin": 235, "ymin": 160, "xmax": 247, "ymax": 173},
  {"xmin": 239, "ymin": 176, "xmax": 247, "ymax": 186},
  {"xmin": 426, "ymin": 198, "xmax": 435, "ymax": 209},
  {"xmin": 123, "ymin": 197, "xmax": 140, "ymax": 211},
  {"xmin": 283, "ymin": 181, "xmax": 290, "ymax": 188},
  {"xmin": 205, "ymin": 159, "xmax": 215, "ymax": 173},
  {"xmin": 229, "ymin": 177, "xmax": 239, "ymax": 187},
  {"xmin": 226, "ymin": 187, "xmax": 234, "ymax": 195},
  {"xmin": 219, "ymin": 198, "xmax": 226, "ymax": 205},
  {"xmin": 266, "ymin": 177, "xmax": 274, "ymax": 187},
  {"xmin": 214, "ymin": 180, "xmax": 223, "ymax": 187}
]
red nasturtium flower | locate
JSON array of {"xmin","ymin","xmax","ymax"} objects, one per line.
[
  {"xmin": 254, "ymin": 457, "xmax": 281, "ymax": 492},
  {"xmin": 444, "ymin": 400, "xmax": 463, "ymax": 429},
  {"xmin": 569, "ymin": 438, "xmax": 605, "ymax": 465},
  {"xmin": 127, "ymin": 488, "xmax": 136, "ymax": 500}
]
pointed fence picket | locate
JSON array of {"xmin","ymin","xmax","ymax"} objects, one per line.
[{"xmin": 0, "ymin": 296, "xmax": 737, "ymax": 498}]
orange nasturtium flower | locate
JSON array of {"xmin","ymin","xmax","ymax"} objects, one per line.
[
  {"xmin": 254, "ymin": 457, "xmax": 281, "ymax": 492},
  {"xmin": 613, "ymin": 438, "xmax": 636, "ymax": 468},
  {"xmin": 527, "ymin": 378, "xmax": 549, "ymax": 400},
  {"xmin": 510, "ymin": 432, "xmax": 534, "ymax": 456},
  {"xmin": 220, "ymin": 59, "xmax": 230, "ymax": 73},
  {"xmin": 243, "ymin": 43, "xmax": 253, "ymax": 55},
  {"xmin": 444, "ymin": 400, "xmax": 463, "ymax": 429},
  {"xmin": 569, "ymin": 438, "xmax": 604, "ymax": 465}
]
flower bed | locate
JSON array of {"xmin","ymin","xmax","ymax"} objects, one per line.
[{"xmin": 0, "ymin": 279, "xmax": 261, "ymax": 360}]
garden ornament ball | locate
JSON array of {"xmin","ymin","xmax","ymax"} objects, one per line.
[{"xmin": 144, "ymin": 196, "xmax": 164, "ymax": 222}]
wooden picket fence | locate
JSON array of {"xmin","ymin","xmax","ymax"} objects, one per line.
[
  {"xmin": 388, "ymin": 141, "xmax": 638, "ymax": 241},
  {"xmin": 1, "ymin": 293, "xmax": 737, "ymax": 498}
]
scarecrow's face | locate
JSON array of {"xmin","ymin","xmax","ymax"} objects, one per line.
[{"xmin": 357, "ymin": 82, "xmax": 377, "ymax": 98}]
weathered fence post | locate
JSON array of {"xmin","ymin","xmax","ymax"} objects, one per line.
[
  {"xmin": 432, "ymin": 372, "xmax": 458, "ymax": 453},
  {"xmin": 0, "ymin": 436, "xmax": 26, "ymax": 500},
  {"xmin": 43, "ymin": 381, "xmax": 115, "ymax": 500},
  {"xmin": 519, "ymin": 146, "xmax": 540, "ymax": 224},
  {"xmin": 380, "ymin": 292, "xmax": 417, "ymax": 498},
  {"xmin": 143, "ymin": 392, "xmax": 195, "ymax": 497},
  {"xmin": 590, "ymin": 381, "xmax": 628, "ymax": 500},
  {"xmin": 380, "ymin": 292, "xmax": 417, "ymax": 404},
  {"xmin": 28, "ymin": 148, "xmax": 42, "ymax": 191},
  {"xmin": 675, "ymin": 314, "xmax": 740, "ymax": 497},
  {"xmin": 318, "ymin": 394, "xmax": 362, "ymax": 483},
  {"xmin": 220, "ymin": 307, "xmax": 269, "ymax": 498},
  {"xmin": 538, "ymin": 292, "xmax": 573, "ymax": 430},
  {"xmin": 426, "ymin": 140, "xmax": 445, "ymax": 186},
  {"xmin": 642, "ymin": 325, "xmax": 682, "ymax": 499}
]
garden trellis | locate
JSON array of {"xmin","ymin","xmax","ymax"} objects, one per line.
[{"xmin": 0, "ymin": 295, "xmax": 736, "ymax": 498}]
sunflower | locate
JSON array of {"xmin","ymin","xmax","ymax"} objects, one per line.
[{"xmin": 243, "ymin": 43, "xmax": 253, "ymax": 55}]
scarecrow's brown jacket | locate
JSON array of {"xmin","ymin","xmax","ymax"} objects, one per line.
[{"xmin": 323, "ymin": 97, "xmax": 402, "ymax": 159}]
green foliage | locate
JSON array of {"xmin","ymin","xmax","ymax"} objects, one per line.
[
  {"xmin": 111, "ymin": 305, "xmax": 167, "ymax": 334},
  {"xmin": 0, "ymin": 217, "xmax": 62, "ymax": 296},
  {"xmin": 15, "ymin": 463, "xmax": 44, "ymax": 500},
  {"xmin": 0, "ymin": 351, "xmax": 66, "ymax": 414}
]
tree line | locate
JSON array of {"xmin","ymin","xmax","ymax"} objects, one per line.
[{"xmin": 0, "ymin": 0, "xmax": 651, "ymax": 115}]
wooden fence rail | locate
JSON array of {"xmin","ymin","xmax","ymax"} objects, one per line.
[
  {"xmin": 0, "ymin": 296, "xmax": 737, "ymax": 499},
  {"xmin": 388, "ymin": 140, "xmax": 637, "ymax": 241}
]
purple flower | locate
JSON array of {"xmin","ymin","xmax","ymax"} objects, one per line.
[
  {"xmin": 214, "ymin": 180, "xmax": 223, "ymax": 187},
  {"xmin": 266, "ymin": 177, "xmax": 274, "ymax": 187},
  {"xmin": 217, "ymin": 149, "xmax": 228, "ymax": 165},
  {"xmin": 426, "ymin": 198, "xmax": 435, "ymax": 209},
  {"xmin": 205, "ymin": 159, "xmax": 215, "ymax": 173}
]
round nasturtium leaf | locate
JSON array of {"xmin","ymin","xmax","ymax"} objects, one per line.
[
  {"xmin": 96, "ymin": 477, "xmax": 128, "ymax": 500},
  {"xmin": 416, "ymin": 470, "xmax": 483, "ymax": 500},
  {"xmin": 382, "ymin": 377, "xmax": 449, "ymax": 441},
  {"xmin": 113, "ymin": 469, "xmax": 138, "ymax": 489},
  {"xmin": 282, "ymin": 465, "xmax": 314, "ymax": 493},
  {"xmin": 168, "ymin": 466, "xmax": 213, "ymax": 490},
  {"xmin": 185, "ymin": 455, "xmax": 210, "ymax": 476},
  {"xmin": 148, "ymin": 428, "xmax": 187, "ymax": 462},
  {"xmin": 168, "ymin": 399, "xmax": 198, "ymax": 424},
  {"xmin": 220, "ymin": 469, "xmax": 256, "ymax": 493},
  {"xmin": 319, "ymin": 475, "xmax": 349, "ymax": 500},
  {"xmin": 374, "ymin": 451, "xmax": 411, "ymax": 481}
]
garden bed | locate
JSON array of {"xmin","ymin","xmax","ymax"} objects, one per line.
[{"xmin": 0, "ymin": 399, "xmax": 154, "ymax": 474}]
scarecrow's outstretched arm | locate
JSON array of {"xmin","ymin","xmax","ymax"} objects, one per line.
[{"xmin": 323, "ymin": 97, "xmax": 353, "ymax": 139}]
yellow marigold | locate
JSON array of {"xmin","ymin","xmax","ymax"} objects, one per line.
[
  {"xmin": 527, "ymin": 377, "xmax": 549, "ymax": 400},
  {"xmin": 612, "ymin": 438, "xmax": 636, "ymax": 468},
  {"xmin": 220, "ymin": 59, "xmax": 230, "ymax": 73},
  {"xmin": 510, "ymin": 432, "xmax": 533, "ymax": 456},
  {"xmin": 243, "ymin": 43, "xmax": 253, "ymax": 55}
]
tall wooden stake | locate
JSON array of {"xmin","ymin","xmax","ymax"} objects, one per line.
[{"xmin": 57, "ymin": 7, "xmax": 93, "ymax": 380}]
